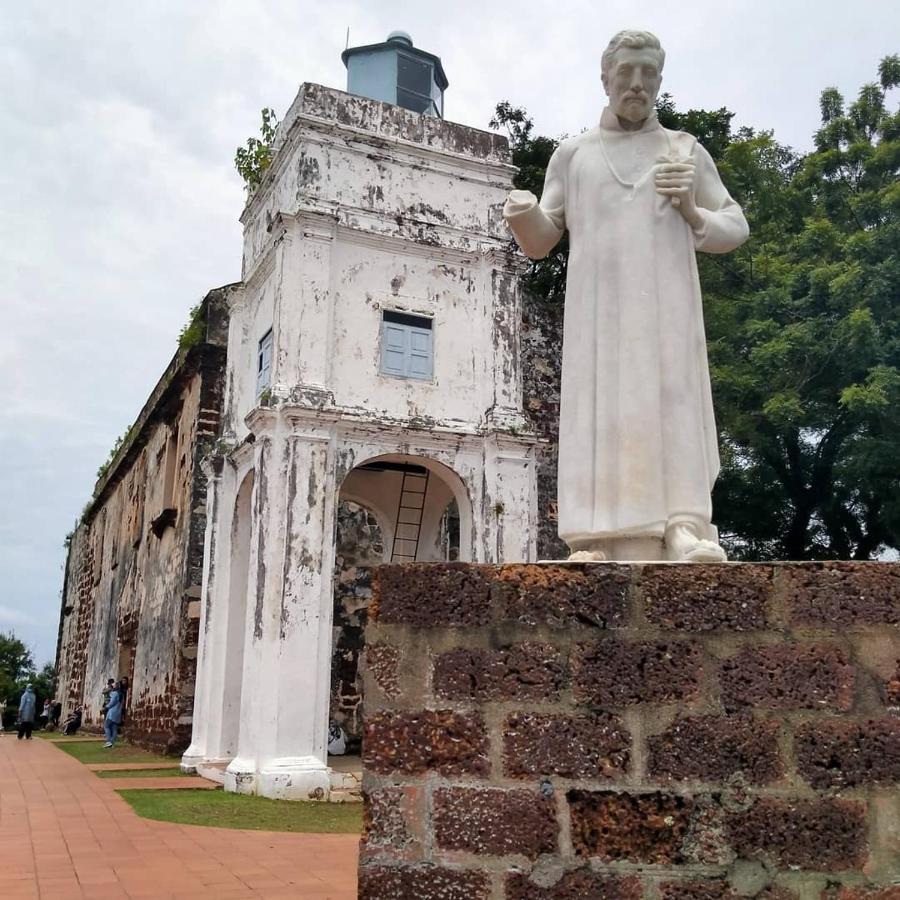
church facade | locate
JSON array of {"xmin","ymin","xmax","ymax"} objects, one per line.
[{"xmin": 57, "ymin": 34, "xmax": 563, "ymax": 796}]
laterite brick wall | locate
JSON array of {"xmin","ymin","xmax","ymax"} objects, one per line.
[{"xmin": 359, "ymin": 562, "xmax": 900, "ymax": 900}]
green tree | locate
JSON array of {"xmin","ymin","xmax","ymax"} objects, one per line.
[
  {"xmin": 491, "ymin": 54, "xmax": 900, "ymax": 560},
  {"xmin": 235, "ymin": 107, "xmax": 280, "ymax": 192}
]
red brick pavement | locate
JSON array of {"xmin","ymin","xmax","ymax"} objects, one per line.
[{"xmin": 0, "ymin": 735, "xmax": 359, "ymax": 899}]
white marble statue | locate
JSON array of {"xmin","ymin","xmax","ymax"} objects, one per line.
[{"xmin": 504, "ymin": 30, "xmax": 749, "ymax": 562}]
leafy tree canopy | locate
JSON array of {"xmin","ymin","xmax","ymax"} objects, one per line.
[
  {"xmin": 491, "ymin": 54, "xmax": 900, "ymax": 560},
  {"xmin": 0, "ymin": 632, "xmax": 54, "ymax": 711}
]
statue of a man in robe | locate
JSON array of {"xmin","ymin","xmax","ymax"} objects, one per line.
[{"xmin": 505, "ymin": 30, "xmax": 749, "ymax": 562}]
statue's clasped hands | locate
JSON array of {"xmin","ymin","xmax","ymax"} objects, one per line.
[{"xmin": 655, "ymin": 155, "xmax": 705, "ymax": 232}]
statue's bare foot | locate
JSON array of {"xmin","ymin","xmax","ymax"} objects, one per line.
[
  {"xmin": 665, "ymin": 524, "xmax": 727, "ymax": 562},
  {"xmin": 567, "ymin": 549, "xmax": 608, "ymax": 562}
]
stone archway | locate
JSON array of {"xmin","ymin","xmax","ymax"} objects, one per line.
[{"xmin": 328, "ymin": 454, "xmax": 471, "ymax": 752}]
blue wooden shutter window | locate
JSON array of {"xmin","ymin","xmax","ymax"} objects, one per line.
[
  {"xmin": 257, "ymin": 329, "xmax": 273, "ymax": 396},
  {"xmin": 381, "ymin": 312, "xmax": 432, "ymax": 380}
]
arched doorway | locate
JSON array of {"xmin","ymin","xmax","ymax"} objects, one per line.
[
  {"xmin": 220, "ymin": 469, "xmax": 253, "ymax": 758},
  {"xmin": 328, "ymin": 454, "xmax": 470, "ymax": 753}
]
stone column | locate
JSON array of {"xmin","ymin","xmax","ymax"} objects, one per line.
[
  {"xmin": 225, "ymin": 410, "xmax": 337, "ymax": 800},
  {"xmin": 181, "ymin": 456, "xmax": 225, "ymax": 771},
  {"xmin": 257, "ymin": 424, "xmax": 337, "ymax": 799},
  {"xmin": 484, "ymin": 249, "xmax": 530, "ymax": 431}
]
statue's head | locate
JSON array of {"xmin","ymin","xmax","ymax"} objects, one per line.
[{"xmin": 601, "ymin": 30, "xmax": 665, "ymax": 124}]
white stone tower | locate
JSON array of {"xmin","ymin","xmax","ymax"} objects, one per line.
[{"xmin": 182, "ymin": 34, "xmax": 540, "ymax": 799}]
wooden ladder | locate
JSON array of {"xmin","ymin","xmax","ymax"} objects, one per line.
[{"xmin": 390, "ymin": 469, "xmax": 430, "ymax": 562}]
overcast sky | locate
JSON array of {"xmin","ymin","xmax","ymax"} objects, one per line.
[{"xmin": 1, "ymin": 0, "xmax": 897, "ymax": 666}]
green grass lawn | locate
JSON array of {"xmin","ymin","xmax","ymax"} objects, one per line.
[
  {"xmin": 54, "ymin": 740, "xmax": 175, "ymax": 766},
  {"xmin": 95, "ymin": 766, "xmax": 186, "ymax": 778},
  {"xmin": 118, "ymin": 788, "xmax": 363, "ymax": 833},
  {"xmin": 34, "ymin": 732, "xmax": 100, "ymax": 742}
]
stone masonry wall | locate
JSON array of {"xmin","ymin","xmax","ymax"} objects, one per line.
[{"xmin": 359, "ymin": 561, "xmax": 900, "ymax": 899}]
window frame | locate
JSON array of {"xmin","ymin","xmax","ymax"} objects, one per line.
[
  {"xmin": 256, "ymin": 328, "xmax": 274, "ymax": 397},
  {"xmin": 380, "ymin": 310, "xmax": 434, "ymax": 382}
]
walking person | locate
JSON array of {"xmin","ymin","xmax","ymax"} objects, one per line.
[
  {"xmin": 103, "ymin": 681, "xmax": 123, "ymax": 748},
  {"xmin": 17, "ymin": 684, "xmax": 37, "ymax": 740},
  {"xmin": 40, "ymin": 699, "xmax": 51, "ymax": 729}
]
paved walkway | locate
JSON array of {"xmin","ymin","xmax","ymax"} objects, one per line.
[{"xmin": 0, "ymin": 736, "xmax": 359, "ymax": 899}]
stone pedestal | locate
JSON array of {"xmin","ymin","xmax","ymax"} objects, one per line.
[{"xmin": 359, "ymin": 561, "xmax": 900, "ymax": 899}]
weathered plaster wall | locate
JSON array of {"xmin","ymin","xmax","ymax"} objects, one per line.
[
  {"xmin": 56, "ymin": 290, "xmax": 231, "ymax": 753},
  {"xmin": 360, "ymin": 561, "xmax": 900, "ymax": 899}
]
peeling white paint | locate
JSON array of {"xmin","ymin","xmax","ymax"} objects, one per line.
[{"xmin": 184, "ymin": 85, "xmax": 540, "ymax": 799}]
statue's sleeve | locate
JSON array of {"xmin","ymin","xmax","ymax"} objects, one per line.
[
  {"xmin": 691, "ymin": 144, "xmax": 749, "ymax": 254},
  {"xmin": 504, "ymin": 145, "xmax": 567, "ymax": 260}
]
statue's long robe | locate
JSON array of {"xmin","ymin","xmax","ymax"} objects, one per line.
[{"xmin": 506, "ymin": 109, "xmax": 749, "ymax": 545}]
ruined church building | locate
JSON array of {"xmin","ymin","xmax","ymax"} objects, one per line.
[{"xmin": 57, "ymin": 32, "xmax": 561, "ymax": 800}]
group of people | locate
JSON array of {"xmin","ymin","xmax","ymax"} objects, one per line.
[{"xmin": 2, "ymin": 675, "xmax": 128, "ymax": 744}]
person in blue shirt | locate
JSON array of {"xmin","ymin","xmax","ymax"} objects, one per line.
[{"xmin": 103, "ymin": 682, "xmax": 124, "ymax": 748}]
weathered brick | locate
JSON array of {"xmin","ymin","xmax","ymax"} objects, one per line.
[
  {"xmin": 660, "ymin": 884, "xmax": 796, "ymax": 900},
  {"xmin": 796, "ymin": 718, "xmax": 900, "ymax": 789},
  {"xmin": 359, "ymin": 864, "xmax": 490, "ymax": 900},
  {"xmin": 659, "ymin": 882, "xmax": 736, "ymax": 900},
  {"xmin": 498, "ymin": 564, "xmax": 629, "ymax": 628},
  {"xmin": 719, "ymin": 644, "xmax": 855, "ymax": 712},
  {"xmin": 785, "ymin": 562, "xmax": 900, "ymax": 628},
  {"xmin": 433, "ymin": 643, "xmax": 566, "ymax": 702},
  {"xmin": 366, "ymin": 643, "xmax": 401, "ymax": 698},
  {"xmin": 642, "ymin": 564, "xmax": 773, "ymax": 631},
  {"xmin": 433, "ymin": 788, "xmax": 557, "ymax": 859},
  {"xmin": 648, "ymin": 714, "xmax": 782, "ymax": 785},
  {"xmin": 363, "ymin": 710, "xmax": 489, "ymax": 776},
  {"xmin": 503, "ymin": 712, "xmax": 630, "ymax": 780},
  {"xmin": 372, "ymin": 564, "xmax": 492, "ymax": 626},
  {"xmin": 568, "ymin": 790, "xmax": 694, "ymax": 863},
  {"xmin": 505, "ymin": 869, "xmax": 641, "ymax": 899},
  {"xmin": 726, "ymin": 798, "xmax": 867, "ymax": 872},
  {"xmin": 572, "ymin": 640, "xmax": 703, "ymax": 707},
  {"xmin": 362, "ymin": 787, "xmax": 419, "ymax": 855},
  {"xmin": 822, "ymin": 889, "xmax": 900, "ymax": 899}
]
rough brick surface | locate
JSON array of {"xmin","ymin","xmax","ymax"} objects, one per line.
[
  {"xmin": 433, "ymin": 788, "xmax": 557, "ymax": 859},
  {"xmin": 372, "ymin": 564, "xmax": 492, "ymax": 626},
  {"xmin": 505, "ymin": 870, "xmax": 641, "ymax": 900},
  {"xmin": 642, "ymin": 564, "xmax": 773, "ymax": 631},
  {"xmin": 363, "ymin": 710, "xmax": 489, "ymax": 776},
  {"xmin": 795, "ymin": 719, "xmax": 900, "ymax": 789},
  {"xmin": 504, "ymin": 711, "xmax": 630, "ymax": 779},
  {"xmin": 360, "ymin": 562, "xmax": 900, "ymax": 896},
  {"xmin": 572, "ymin": 640, "xmax": 703, "ymax": 707},
  {"xmin": 648, "ymin": 714, "xmax": 782, "ymax": 785},
  {"xmin": 362, "ymin": 787, "xmax": 417, "ymax": 853},
  {"xmin": 719, "ymin": 644, "xmax": 855, "ymax": 712},
  {"xmin": 659, "ymin": 885, "xmax": 796, "ymax": 900},
  {"xmin": 359, "ymin": 865, "xmax": 490, "ymax": 900},
  {"xmin": 726, "ymin": 798, "xmax": 867, "ymax": 872},
  {"xmin": 568, "ymin": 790, "xmax": 694, "ymax": 863},
  {"xmin": 824, "ymin": 889, "xmax": 900, "ymax": 899},
  {"xmin": 433, "ymin": 643, "xmax": 566, "ymax": 702},
  {"xmin": 785, "ymin": 562, "xmax": 900, "ymax": 628},
  {"xmin": 659, "ymin": 883, "xmax": 736, "ymax": 900},
  {"xmin": 366, "ymin": 642, "xmax": 401, "ymax": 698},
  {"xmin": 498, "ymin": 564, "xmax": 629, "ymax": 628}
]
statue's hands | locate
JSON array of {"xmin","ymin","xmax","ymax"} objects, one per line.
[
  {"xmin": 655, "ymin": 161, "xmax": 705, "ymax": 231},
  {"xmin": 504, "ymin": 189, "xmax": 539, "ymax": 219}
]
